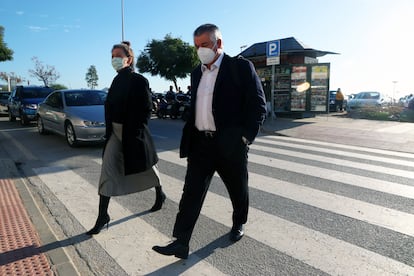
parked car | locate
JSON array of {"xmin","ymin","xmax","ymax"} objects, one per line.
[
  {"xmin": 346, "ymin": 91, "xmax": 388, "ymax": 111},
  {"xmin": 8, "ymin": 86, "xmax": 54, "ymax": 125},
  {"xmin": 401, "ymin": 94, "xmax": 414, "ymax": 108},
  {"xmin": 0, "ymin": 91, "xmax": 11, "ymax": 115},
  {"xmin": 328, "ymin": 90, "xmax": 337, "ymax": 111},
  {"xmin": 37, "ymin": 89, "xmax": 107, "ymax": 147},
  {"xmin": 399, "ymin": 97, "xmax": 414, "ymax": 122}
]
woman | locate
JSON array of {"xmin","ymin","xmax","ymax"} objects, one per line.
[{"xmin": 87, "ymin": 41, "xmax": 166, "ymax": 235}]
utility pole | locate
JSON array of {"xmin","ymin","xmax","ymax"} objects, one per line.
[
  {"xmin": 392, "ymin": 80, "xmax": 398, "ymax": 104},
  {"xmin": 121, "ymin": 0, "xmax": 125, "ymax": 41}
]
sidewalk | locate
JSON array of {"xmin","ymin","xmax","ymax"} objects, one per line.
[
  {"xmin": 1, "ymin": 114, "xmax": 414, "ymax": 275},
  {"xmin": 0, "ymin": 159, "xmax": 78, "ymax": 275}
]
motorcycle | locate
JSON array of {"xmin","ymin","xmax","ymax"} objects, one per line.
[
  {"xmin": 156, "ymin": 98, "xmax": 173, "ymax": 119},
  {"xmin": 157, "ymin": 93, "xmax": 191, "ymax": 120}
]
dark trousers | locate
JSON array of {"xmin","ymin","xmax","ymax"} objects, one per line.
[
  {"xmin": 335, "ymin": 100, "xmax": 343, "ymax": 111},
  {"xmin": 173, "ymin": 131, "xmax": 249, "ymax": 245}
]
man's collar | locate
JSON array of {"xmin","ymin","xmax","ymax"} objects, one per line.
[{"xmin": 201, "ymin": 52, "xmax": 224, "ymax": 72}]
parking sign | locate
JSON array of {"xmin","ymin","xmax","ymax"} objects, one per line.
[{"xmin": 266, "ymin": 40, "xmax": 280, "ymax": 65}]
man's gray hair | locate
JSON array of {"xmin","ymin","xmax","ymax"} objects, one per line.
[{"xmin": 193, "ymin": 23, "xmax": 222, "ymax": 43}]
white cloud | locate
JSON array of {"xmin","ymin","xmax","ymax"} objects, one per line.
[
  {"xmin": 63, "ymin": 24, "xmax": 80, "ymax": 29},
  {"xmin": 28, "ymin": 26, "xmax": 48, "ymax": 32}
]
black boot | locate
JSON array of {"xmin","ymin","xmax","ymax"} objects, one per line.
[
  {"xmin": 150, "ymin": 186, "xmax": 166, "ymax": 212},
  {"xmin": 86, "ymin": 195, "xmax": 111, "ymax": 235}
]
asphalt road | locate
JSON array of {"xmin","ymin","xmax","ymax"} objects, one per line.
[{"xmin": 1, "ymin": 115, "xmax": 414, "ymax": 275}]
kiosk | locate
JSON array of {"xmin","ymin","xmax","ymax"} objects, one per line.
[{"xmin": 240, "ymin": 37, "xmax": 338, "ymax": 117}]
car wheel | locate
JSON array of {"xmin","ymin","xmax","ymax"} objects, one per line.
[
  {"xmin": 65, "ymin": 122, "xmax": 78, "ymax": 147},
  {"xmin": 37, "ymin": 116, "xmax": 47, "ymax": 135},
  {"xmin": 8, "ymin": 110, "xmax": 16, "ymax": 122}
]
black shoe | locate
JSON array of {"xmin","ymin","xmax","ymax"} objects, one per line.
[
  {"xmin": 150, "ymin": 190, "xmax": 166, "ymax": 212},
  {"xmin": 229, "ymin": 224, "xmax": 244, "ymax": 242},
  {"xmin": 86, "ymin": 214, "xmax": 110, "ymax": 235},
  {"xmin": 152, "ymin": 240, "xmax": 189, "ymax": 259}
]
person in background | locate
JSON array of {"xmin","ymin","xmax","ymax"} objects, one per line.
[
  {"xmin": 335, "ymin": 88, "xmax": 344, "ymax": 112},
  {"xmin": 185, "ymin": 85, "xmax": 192, "ymax": 96},
  {"xmin": 152, "ymin": 23, "xmax": 266, "ymax": 259},
  {"xmin": 165, "ymin": 85, "xmax": 176, "ymax": 103},
  {"xmin": 86, "ymin": 41, "xmax": 166, "ymax": 235}
]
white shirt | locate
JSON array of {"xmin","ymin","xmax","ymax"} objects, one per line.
[{"xmin": 195, "ymin": 53, "xmax": 224, "ymax": 131}]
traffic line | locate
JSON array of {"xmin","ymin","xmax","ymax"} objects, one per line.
[
  {"xmin": 33, "ymin": 166, "xmax": 226, "ymax": 276},
  {"xmin": 252, "ymin": 143, "xmax": 414, "ymax": 179},
  {"xmin": 257, "ymin": 136, "xmax": 414, "ymax": 166},
  {"xmin": 0, "ymin": 127, "xmax": 37, "ymax": 132},
  {"xmin": 37, "ymin": 155, "xmax": 414, "ymax": 275},
  {"xmin": 158, "ymin": 151, "xmax": 414, "ymax": 237},
  {"xmin": 159, "ymin": 172, "xmax": 414, "ymax": 276},
  {"xmin": 248, "ymin": 151, "xmax": 414, "ymax": 200}
]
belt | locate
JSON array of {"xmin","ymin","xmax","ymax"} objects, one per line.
[{"xmin": 199, "ymin": 130, "xmax": 216, "ymax": 138}]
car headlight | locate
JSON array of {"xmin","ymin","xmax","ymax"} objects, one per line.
[
  {"xmin": 83, "ymin": 120, "xmax": 105, "ymax": 127},
  {"xmin": 23, "ymin": 104, "xmax": 38, "ymax": 109}
]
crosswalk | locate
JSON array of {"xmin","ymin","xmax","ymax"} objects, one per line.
[{"xmin": 32, "ymin": 135, "xmax": 414, "ymax": 275}]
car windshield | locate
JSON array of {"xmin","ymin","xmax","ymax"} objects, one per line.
[
  {"xmin": 356, "ymin": 92, "xmax": 380, "ymax": 99},
  {"xmin": 64, "ymin": 91, "xmax": 107, "ymax": 106},
  {"xmin": 22, "ymin": 88, "xmax": 53, "ymax": 98}
]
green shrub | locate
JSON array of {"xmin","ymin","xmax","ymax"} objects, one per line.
[{"xmin": 347, "ymin": 105, "xmax": 404, "ymax": 121}]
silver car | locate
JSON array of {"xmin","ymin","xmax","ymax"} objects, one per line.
[
  {"xmin": 346, "ymin": 91, "xmax": 388, "ymax": 111},
  {"xmin": 37, "ymin": 89, "xmax": 106, "ymax": 147}
]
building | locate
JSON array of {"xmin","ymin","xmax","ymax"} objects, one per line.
[{"xmin": 240, "ymin": 37, "xmax": 338, "ymax": 116}]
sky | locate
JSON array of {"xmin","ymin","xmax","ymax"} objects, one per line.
[{"xmin": 1, "ymin": 0, "xmax": 414, "ymax": 99}]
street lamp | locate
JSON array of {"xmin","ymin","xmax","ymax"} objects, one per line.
[
  {"xmin": 392, "ymin": 81, "xmax": 398, "ymax": 104},
  {"xmin": 240, "ymin": 45, "xmax": 247, "ymax": 53},
  {"xmin": 121, "ymin": 0, "xmax": 125, "ymax": 41}
]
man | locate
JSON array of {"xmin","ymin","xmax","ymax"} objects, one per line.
[
  {"xmin": 335, "ymin": 88, "xmax": 344, "ymax": 112},
  {"xmin": 165, "ymin": 85, "xmax": 176, "ymax": 103},
  {"xmin": 185, "ymin": 85, "xmax": 192, "ymax": 96},
  {"xmin": 152, "ymin": 23, "xmax": 266, "ymax": 259}
]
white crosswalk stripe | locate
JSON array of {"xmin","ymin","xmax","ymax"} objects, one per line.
[
  {"xmin": 254, "ymin": 141, "xmax": 414, "ymax": 179},
  {"xmin": 34, "ymin": 135, "xmax": 414, "ymax": 275},
  {"xmin": 158, "ymin": 150, "xmax": 414, "ymax": 237},
  {"xmin": 33, "ymin": 166, "xmax": 226, "ymax": 276},
  {"xmin": 248, "ymin": 149, "xmax": 414, "ymax": 200},
  {"xmin": 258, "ymin": 136, "xmax": 414, "ymax": 167}
]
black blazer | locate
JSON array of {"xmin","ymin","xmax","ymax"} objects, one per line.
[
  {"xmin": 180, "ymin": 54, "xmax": 266, "ymax": 158},
  {"xmin": 105, "ymin": 67, "xmax": 158, "ymax": 175}
]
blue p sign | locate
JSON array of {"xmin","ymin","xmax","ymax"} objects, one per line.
[{"xmin": 266, "ymin": 40, "xmax": 280, "ymax": 57}]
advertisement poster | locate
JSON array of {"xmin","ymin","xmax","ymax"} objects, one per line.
[
  {"xmin": 310, "ymin": 65, "xmax": 329, "ymax": 111},
  {"xmin": 290, "ymin": 66, "xmax": 307, "ymax": 111},
  {"xmin": 274, "ymin": 66, "xmax": 291, "ymax": 112}
]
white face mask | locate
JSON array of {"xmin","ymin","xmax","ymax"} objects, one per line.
[
  {"xmin": 197, "ymin": 43, "xmax": 217, "ymax": 65},
  {"xmin": 112, "ymin": 57, "xmax": 128, "ymax": 71}
]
